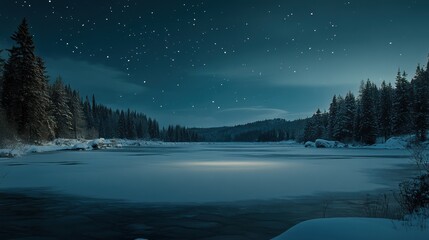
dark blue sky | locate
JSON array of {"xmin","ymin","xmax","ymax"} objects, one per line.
[{"xmin": 1, "ymin": 0, "xmax": 429, "ymax": 127}]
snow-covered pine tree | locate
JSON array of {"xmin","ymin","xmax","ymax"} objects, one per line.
[
  {"xmin": 51, "ymin": 77, "xmax": 73, "ymax": 138},
  {"xmin": 379, "ymin": 81, "xmax": 394, "ymax": 142},
  {"xmin": 392, "ymin": 71, "xmax": 412, "ymax": 135}
]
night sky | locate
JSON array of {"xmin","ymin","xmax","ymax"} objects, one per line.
[{"xmin": 1, "ymin": 0, "xmax": 429, "ymax": 127}]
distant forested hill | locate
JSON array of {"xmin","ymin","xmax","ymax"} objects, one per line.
[{"xmin": 192, "ymin": 118, "xmax": 308, "ymax": 142}]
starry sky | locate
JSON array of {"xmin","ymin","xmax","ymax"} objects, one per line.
[{"xmin": 1, "ymin": 0, "xmax": 429, "ymax": 127}]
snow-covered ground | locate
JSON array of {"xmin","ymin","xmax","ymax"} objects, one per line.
[
  {"xmin": 0, "ymin": 138, "xmax": 169, "ymax": 158},
  {"xmin": 273, "ymin": 215, "xmax": 429, "ymax": 240},
  {"xmin": 305, "ymin": 135, "xmax": 429, "ymax": 150}
]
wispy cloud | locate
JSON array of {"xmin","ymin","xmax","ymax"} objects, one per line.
[
  {"xmin": 190, "ymin": 51, "xmax": 393, "ymax": 87},
  {"xmin": 45, "ymin": 57, "xmax": 146, "ymax": 102}
]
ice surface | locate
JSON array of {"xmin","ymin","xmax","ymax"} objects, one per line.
[
  {"xmin": 272, "ymin": 216, "xmax": 429, "ymax": 240},
  {"xmin": 0, "ymin": 142, "xmax": 414, "ymax": 203}
]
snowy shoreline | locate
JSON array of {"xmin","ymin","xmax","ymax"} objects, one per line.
[
  {"xmin": 304, "ymin": 135, "xmax": 429, "ymax": 150},
  {"xmin": 0, "ymin": 138, "xmax": 171, "ymax": 158},
  {"xmin": 1, "ymin": 136, "xmax": 425, "ymax": 159}
]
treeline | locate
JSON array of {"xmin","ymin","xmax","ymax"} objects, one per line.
[
  {"xmin": 304, "ymin": 61, "xmax": 429, "ymax": 145},
  {"xmin": 193, "ymin": 118, "xmax": 307, "ymax": 142},
  {"xmin": 0, "ymin": 19, "xmax": 198, "ymax": 144}
]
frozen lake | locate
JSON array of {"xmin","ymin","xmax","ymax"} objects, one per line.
[{"xmin": 0, "ymin": 142, "xmax": 413, "ymax": 203}]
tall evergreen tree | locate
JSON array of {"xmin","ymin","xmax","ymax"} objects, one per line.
[
  {"xmin": 0, "ymin": 49, "xmax": 4, "ymax": 102},
  {"xmin": 2, "ymin": 19, "xmax": 53, "ymax": 140},
  {"xmin": 303, "ymin": 109, "xmax": 325, "ymax": 142},
  {"xmin": 118, "ymin": 110, "xmax": 127, "ymax": 138},
  {"xmin": 411, "ymin": 64, "xmax": 429, "ymax": 141},
  {"xmin": 339, "ymin": 92, "xmax": 356, "ymax": 142},
  {"xmin": 332, "ymin": 95, "xmax": 344, "ymax": 140},
  {"xmin": 0, "ymin": 49, "xmax": 4, "ymax": 82},
  {"xmin": 51, "ymin": 77, "xmax": 73, "ymax": 138},
  {"xmin": 379, "ymin": 81, "xmax": 394, "ymax": 141},
  {"xmin": 359, "ymin": 80, "xmax": 378, "ymax": 144},
  {"xmin": 328, "ymin": 95, "xmax": 337, "ymax": 139},
  {"xmin": 65, "ymin": 87, "xmax": 86, "ymax": 139},
  {"xmin": 392, "ymin": 71, "xmax": 411, "ymax": 135}
]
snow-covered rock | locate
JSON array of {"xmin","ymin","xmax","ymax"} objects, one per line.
[
  {"xmin": 71, "ymin": 142, "xmax": 91, "ymax": 151},
  {"xmin": 88, "ymin": 138, "xmax": 108, "ymax": 150},
  {"xmin": 0, "ymin": 149, "xmax": 20, "ymax": 158},
  {"xmin": 304, "ymin": 141, "xmax": 315, "ymax": 148},
  {"xmin": 315, "ymin": 139, "xmax": 346, "ymax": 148},
  {"xmin": 272, "ymin": 217, "xmax": 429, "ymax": 240}
]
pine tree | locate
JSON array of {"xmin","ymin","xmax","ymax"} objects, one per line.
[
  {"xmin": 51, "ymin": 77, "xmax": 73, "ymax": 138},
  {"xmin": 118, "ymin": 110, "xmax": 127, "ymax": 138},
  {"xmin": 359, "ymin": 80, "xmax": 378, "ymax": 144},
  {"xmin": 328, "ymin": 95, "xmax": 337, "ymax": 139},
  {"xmin": 411, "ymin": 64, "xmax": 429, "ymax": 142},
  {"xmin": 303, "ymin": 109, "xmax": 324, "ymax": 142},
  {"xmin": 0, "ymin": 49, "xmax": 4, "ymax": 84},
  {"xmin": 66, "ymin": 87, "xmax": 86, "ymax": 139},
  {"xmin": 0, "ymin": 49, "xmax": 4, "ymax": 104},
  {"xmin": 33, "ymin": 57, "xmax": 56, "ymax": 139},
  {"xmin": 379, "ymin": 81, "xmax": 394, "ymax": 141},
  {"xmin": 126, "ymin": 109, "xmax": 137, "ymax": 139},
  {"xmin": 2, "ymin": 19, "xmax": 54, "ymax": 141},
  {"xmin": 332, "ymin": 95, "xmax": 344, "ymax": 141},
  {"xmin": 392, "ymin": 71, "xmax": 411, "ymax": 135},
  {"xmin": 342, "ymin": 92, "xmax": 356, "ymax": 142}
]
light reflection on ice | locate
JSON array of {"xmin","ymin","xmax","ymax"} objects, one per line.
[{"xmin": 180, "ymin": 160, "xmax": 282, "ymax": 168}]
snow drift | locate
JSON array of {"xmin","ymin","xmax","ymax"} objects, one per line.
[{"xmin": 272, "ymin": 216, "xmax": 429, "ymax": 240}]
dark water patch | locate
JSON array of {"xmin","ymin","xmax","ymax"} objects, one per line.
[
  {"xmin": 365, "ymin": 163, "xmax": 421, "ymax": 186},
  {"xmin": 127, "ymin": 153, "xmax": 168, "ymax": 157},
  {"xmin": 58, "ymin": 161, "xmax": 82, "ymax": 166},
  {"xmin": 0, "ymin": 188, "xmax": 401, "ymax": 240},
  {"xmin": 6, "ymin": 163, "xmax": 28, "ymax": 166}
]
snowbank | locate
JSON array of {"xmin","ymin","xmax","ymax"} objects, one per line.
[
  {"xmin": 371, "ymin": 136, "xmax": 414, "ymax": 149},
  {"xmin": 315, "ymin": 139, "xmax": 346, "ymax": 148},
  {"xmin": 304, "ymin": 135, "xmax": 429, "ymax": 150},
  {"xmin": 272, "ymin": 217, "xmax": 429, "ymax": 240}
]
